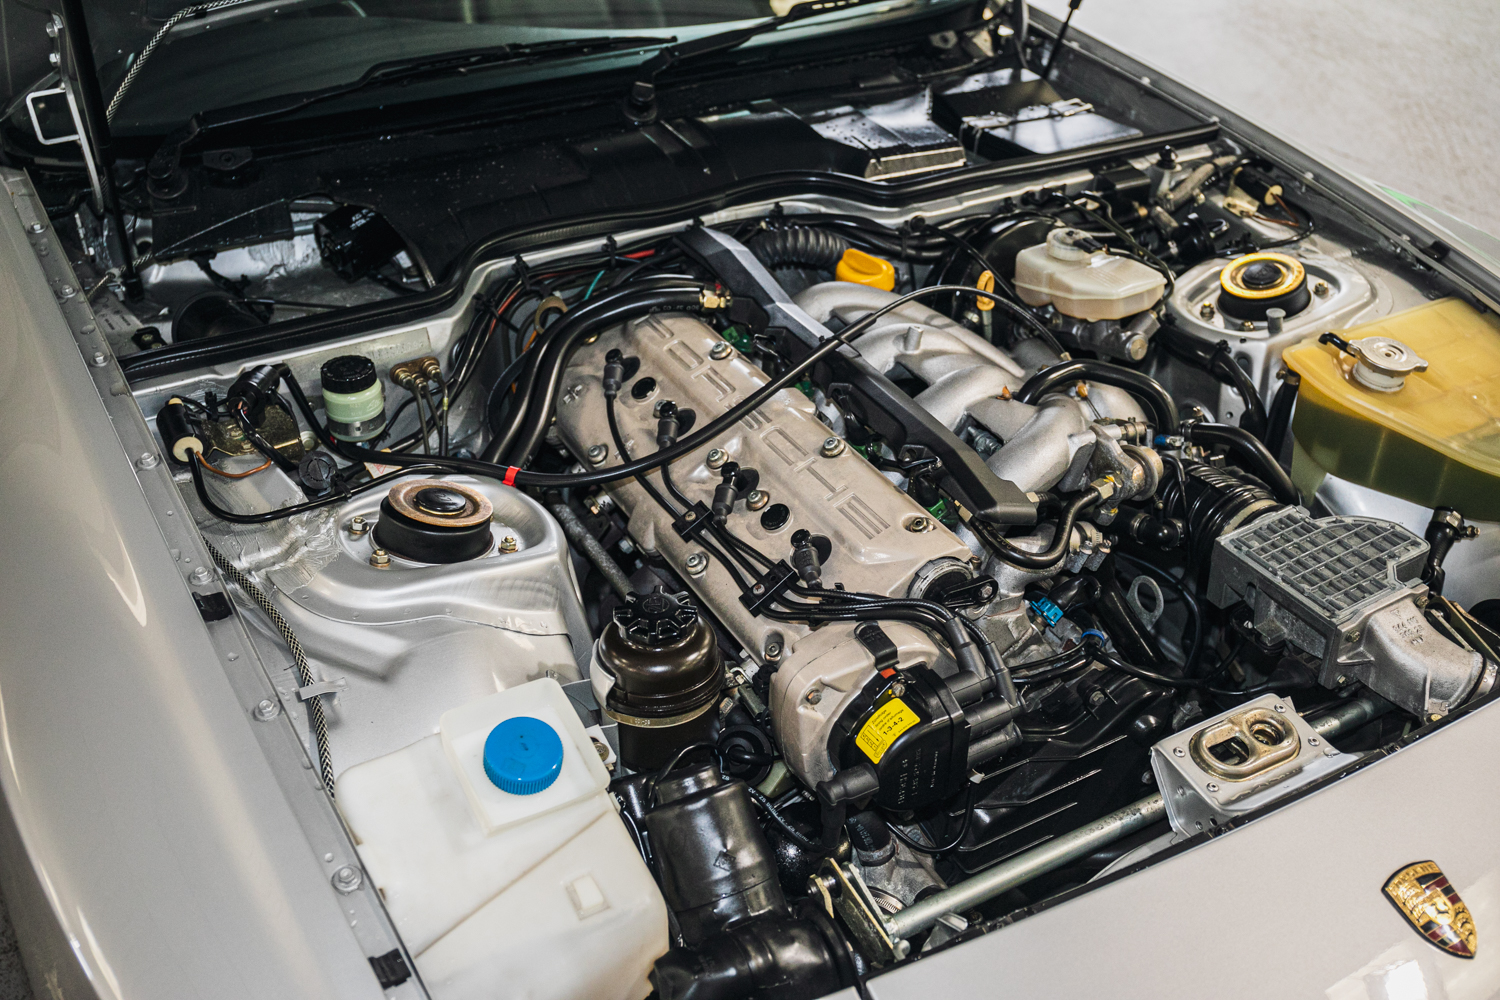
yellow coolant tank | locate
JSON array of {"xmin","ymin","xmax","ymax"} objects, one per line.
[{"xmin": 1283, "ymin": 297, "xmax": 1500, "ymax": 520}]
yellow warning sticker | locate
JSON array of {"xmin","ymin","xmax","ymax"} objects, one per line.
[{"xmin": 855, "ymin": 699, "xmax": 920, "ymax": 764}]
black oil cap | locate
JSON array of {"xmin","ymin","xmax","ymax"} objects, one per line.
[
  {"xmin": 321, "ymin": 354, "xmax": 378, "ymax": 395},
  {"xmin": 613, "ymin": 591, "xmax": 699, "ymax": 646}
]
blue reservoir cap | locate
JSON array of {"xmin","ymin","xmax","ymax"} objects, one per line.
[{"xmin": 483, "ymin": 716, "xmax": 564, "ymax": 795}]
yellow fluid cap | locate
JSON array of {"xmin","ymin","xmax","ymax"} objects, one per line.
[
  {"xmin": 975, "ymin": 270, "xmax": 996, "ymax": 311},
  {"xmin": 836, "ymin": 247, "xmax": 895, "ymax": 291}
]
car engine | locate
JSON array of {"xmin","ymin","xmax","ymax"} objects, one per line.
[{"xmin": 85, "ymin": 83, "xmax": 1500, "ymax": 1000}]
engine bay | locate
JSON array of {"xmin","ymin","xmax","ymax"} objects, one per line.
[{"xmin": 36, "ymin": 31, "xmax": 1500, "ymax": 1000}]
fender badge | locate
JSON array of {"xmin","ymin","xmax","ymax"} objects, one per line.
[{"xmin": 1384, "ymin": 861, "xmax": 1477, "ymax": 958}]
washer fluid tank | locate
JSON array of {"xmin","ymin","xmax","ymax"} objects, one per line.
[
  {"xmin": 336, "ymin": 678, "xmax": 668, "ymax": 1000},
  {"xmin": 1013, "ymin": 227, "xmax": 1166, "ymax": 321},
  {"xmin": 1283, "ymin": 298, "xmax": 1500, "ymax": 520}
]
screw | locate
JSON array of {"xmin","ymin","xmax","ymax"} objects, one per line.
[
  {"xmin": 1206, "ymin": 782, "xmax": 1219, "ymax": 793},
  {"xmin": 1088, "ymin": 690, "xmax": 1107, "ymax": 707},
  {"xmin": 706, "ymin": 448, "xmax": 728, "ymax": 469},
  {"xmin": 1239, "ymin": 320, "xmax": 1255, "ymax": 332},
  {"xmin": 59, "ymin": 285, "xmax": 76, "ymax": 299},
  {"xmin": 1274, "ymin": 703, "xmax": 1286, "ymax": 712},
  {"xmin": 820, "ymin": 437, "xmax": 846, "ymax": 458},
  {"xmin": 253, "ymin": 698, "xmax": 281, "ymax": 721},
  {"xmin": 891, "ymin": 680, "xmax": 907, "ymax": 697},
  {"xmin": 331, "ymin": 865, "xmax": 363, "ymax": 894},
  {"xmin": 369, "ymin": 548, "xmax": 391, "ymax": 568},
  {"xmin": 586, "ymin": 444, "xmax": 608, "ymax": 465},
  {"xmin": 1344, "ymin": 629, "xmax": 1361, "ymax": 643},
  {"xmin": 1173, "ymin": 746, "xmax": 1186, "ymax": 757},
  {"xmin": 805, "ymin": 687, "xmax": 822, "ymax": 705},
  {"xmin": 1335, "ymin": 674, "xmax": 1348, "ymax": 685},
  {"xmin": 136, "ymin": 452, "xmax": 159, "ymax": 470},
  {"xmin": 499, "ymin": 536, "xmax": 518, "ymax": 553},
  {"xmin": 907, "ymin": 517, "xmax": 931, "ymax": 533},
  {"xmin": 90, "ymin": 350, "xmax": 107, "ymax": 367},
  {"xmin": 709, "ymin": 341, "xmax": 733, "ymax": 360},
  {"xmin": 684, "ymin": 551, "xmax": 708, "ymax": 575},
  {"xmin": 1307, "ymin": 737, "xmax": 1319, "ymax": 746},
  {"xmin": 746, "ymin": 489, "xmax": 769, "ymax": 510},
  {"xmin": 1199, "ymin": 301, "xmax": 1216, "ymax": 320},
  {"xmin": 26, "ymin": 222, "xmax": 43, "ymax": 234},
  {"xmin": 348, "ymin": 515, "xmax": 369, "ymax": 536},
  {"xmin": 591, "ymin": 738, "xmax": 610, "ymax": 762},
  {"xmin": 190, "ymin": 566, "xmax": 213, "ymax": 585},
  {"xmin": 765, "ymin": 641, "xmax": 783, "ymax": 661},
  {"xmin": 1314, "ymin": 280, "xmax": 1330, "ymax": 297}
]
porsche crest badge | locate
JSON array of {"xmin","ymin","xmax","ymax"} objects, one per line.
[{"xmin": 1383, "ymin": 862, "xmax": 1477, "ymax": 958}]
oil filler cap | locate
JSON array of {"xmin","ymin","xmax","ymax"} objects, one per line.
[{"xmin": 483, "ymin": 717, "xmax": 564, "ymax": 795}]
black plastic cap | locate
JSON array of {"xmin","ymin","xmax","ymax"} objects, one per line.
[
  {"xmin": 614, "ymin": 591, "xmax": 699, "ymax": 645},
  {"xmin": 321, "ymin": 355, "xmax": 378, "ymax": 395}
]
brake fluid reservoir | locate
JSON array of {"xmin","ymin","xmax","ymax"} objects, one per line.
[
  {"xmin": 1013, "ymin": 227, "xmax": 1166, "ymax": 321},
  {"xmin": 336, "ymin": 678, "xmax": 667, "ymax": 1000},
  {"xmin": 1283, "ymin": 298, "xmax": 1500, "ymax": 520}
]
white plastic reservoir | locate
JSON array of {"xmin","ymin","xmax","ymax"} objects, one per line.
[
  {"xmin": 336, "ymin": 678, "xmax": 667, "ymax": 1000},
  {"xmin": 1014, "ymin": 227, "xmax": 1166, "ymax": 321}
]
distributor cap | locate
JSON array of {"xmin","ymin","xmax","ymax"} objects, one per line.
[{"xmin": 613, "ymin": 590, "xmax": 701, "ymax": 647}]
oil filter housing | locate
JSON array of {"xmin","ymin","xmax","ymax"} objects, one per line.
[{"xmin": 594, "ymin": 591, "xmax": 724, "ymax": 771}]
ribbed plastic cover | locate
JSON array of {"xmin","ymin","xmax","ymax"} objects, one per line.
[{"xmin": 1216, "ymin": 508, "xmax": 1426, "ymax": 619}]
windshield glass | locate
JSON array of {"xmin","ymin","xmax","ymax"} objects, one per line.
[{"xmin": 102, "ymin": 0, "xmax": 954, "ymax": 135}]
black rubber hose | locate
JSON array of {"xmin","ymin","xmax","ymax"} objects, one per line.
[
  {"xmin": 1092, "ymin": 576, "xmax": 1165, "ymax": 668},
  {"xmin": 188, "ymin": 453, "xmax": 449, "ymax": 524},
  {"xmin": 1185, "ymin": 422, "xmax": 1300, "ymax": 506},
  {"xmin": 1016, "ymin": 360, "xmax": 1179, "ymax": 433},
  {"xmin": 499, "ymin": 285, "xmax": 709, "ymax": 468},
  {"xmin": 1208, "ymin": 345, "xmax": 1268, "ymax": 438},
  {"xmin": 971, "ymin": 488, "xmax": 1102, "ymax": 570},
  {"xmin": 1264, "ymin": 371, "xmax": 1300, "ymax": 457},
  {"xmin": 748, "ymin": 225, "xmax": 849, "ymax": 270}
]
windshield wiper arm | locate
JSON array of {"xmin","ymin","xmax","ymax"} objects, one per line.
[
  {"xmin": 147, "ymin": 35, "xmax": 673, "ymax": 199},
  {"xmin": 623, "ymin": 0, "xmax": 881, "ymax": 123}
]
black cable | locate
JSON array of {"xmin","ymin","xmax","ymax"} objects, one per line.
[
  {"xmin": 883, "ymin": 784, "xmax": 975, "ymax": 855},
  {"xmin": 1113, "ymin": 551, "xmax": 1203, "ymax": 676},
  {"xmin": 746, "ymin": 785, "xmax": 821, "ymax": 852},
  {"xmin": 189, "ymin": 452, "xmax": 449, "ymax": 524},
  {"xmin": 1264, "ymin": 371, "xmax": 1300, "ymax": 457}
]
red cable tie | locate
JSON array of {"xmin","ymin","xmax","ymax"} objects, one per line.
[{"xmin": 502, "ymin": 466, "xmax": 519, "ymax": 487}]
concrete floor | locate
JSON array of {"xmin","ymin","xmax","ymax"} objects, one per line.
[
  {"xmin": 1031, "ymin": 0, "xmax": 1500, "ymax": 238},
  {"xmin": 0, "ymin": 7, "xmax": 1493, "ymax": 1000}
]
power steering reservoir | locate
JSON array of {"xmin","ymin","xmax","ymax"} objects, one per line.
[{"xmin": 1282, "ymin": 298, "xmax": 1500, "ymax": 519}]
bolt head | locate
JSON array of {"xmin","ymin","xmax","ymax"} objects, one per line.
[
  {"xmin": 26, "ymin": 222, "xmax": 43, "ymax": 234},
  {"xmin": 1173, "ymin": 746, "xmax": 1186, "ymax": 757},
  {"xmin": 499, "ymin": 535, "xmax": 518, "ymax": 553},
  {"xmin": 369, "ymin": 548, "xmax": 391, "ymax": 568},
  {"xmin": 1274, "ymin": 703, "xmax": 1286, "ymax": 712},
  {"xmin": 890, "ymin": 680, "xmax": 907, "ymax": 697},
  {"xmin": 1307, "ymin": 737, "xmax": 1319, "ymax": 746},
  {"xmin": 706, "ymin": 448, "xmax": 728, "ymax": 469},
  {"xmin": 59, "ymin": 285, "xmax": 76, "ymax": 299},
  {"xmin": 1314, "ymin": 280, "xmax": 1330, "ymax": 297},
  {"xmin": 253, "ymin": 698, "xmax": 281, "ymax": 721},
  {"xmin": 746, "ymin": 489, "xmax": 769, "ymax": 511},
  {"xmin": 906, "ymin": 517, "xmax": 930, "ymax": 533},
  {"xmin": 1239, "ymin": 320, "xmax": 1255, "ymax": 332},
  {"xmin": 586, "ymin": 444, "xmax": 608, "ymax": 464},
  {"xmin": 348, "ymin": 515, "xmax": 369, "ymax": 536},
  {"xmin": 331, "ymin": 865, "xmax": 363, "ymax": 894},
  {"xmin": 1344, "ymin": 629, "xmax": 1361, "ymax": 643},
  {"xmin": 1199, "ymin": 301, "xmax": 1216, "ymax": 320},
  {"xmin": 1206, "ymin": 782, "xmax": 1219, "ymax": 793},
  {"xmin": 136, "ymin": 452, "xmax": 159, "ymax": 470},
  {"xmin": 820, "ymin": 437, "xmax": 846, "ymax": 458},
  {"xmin": 684, "ymin": 552, "xmax": 708, "ymax": 575},
  {"xmin": 1088, "ymin": 689, "xmax": 1107, "ymax": 706},
  {"xmin": 90, "ymin": 350, "xmax": 107, "ymax": 367},
  {"xmin": 765, "ymin": 641, "xmax": 783, "ymax": 661},
  {"xmin": 190, "ymin": 566, "xmax": 213, "ymax": 585},
  {"xmin": 805, "ymin": 687, "xmax": 822, "ymax": 705},
  {"xmin": 709, "ymin": 341, "xmax": 733, "ymax": 360}
]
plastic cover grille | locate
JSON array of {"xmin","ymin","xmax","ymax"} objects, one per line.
[{"xmin": 1219, "ymin": 509, "xmax": 1426, "ymax": 618}]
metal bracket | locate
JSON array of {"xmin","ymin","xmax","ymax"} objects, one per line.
[
  {"xmin": 1126, "ymin": 573, "xmax": 1165, "ymax": 631},
  {"xmin": 812, "ymin": 858, "xmax": 907, "ymax": 964},
  {"xmin": 24, "ymin": 29, "xmax": 104, "ymax": 211}
]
